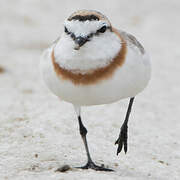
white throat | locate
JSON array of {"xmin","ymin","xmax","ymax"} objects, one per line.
[{"xmin": 54, "ymin": 31, "xmax": 121, "ymax": 74}]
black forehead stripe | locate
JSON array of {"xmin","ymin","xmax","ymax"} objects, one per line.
[{"xmin": 68, "ymin": 15, "xmax": 99, "ymax": 21}]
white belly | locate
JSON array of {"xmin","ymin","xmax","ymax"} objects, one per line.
[{"xmin": 41, "ymin": 46, "xmax": 151, "ymax": 106}]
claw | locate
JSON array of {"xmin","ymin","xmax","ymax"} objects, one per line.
[
  {"xmin": 115, "ymin": 125, "xmax": 128, "ymax": 155},
  {"xmin": 116, "ymin": 139, "xmax": 123, "ymax": 155},
  {"xmin": 124, "ymin": 140, "xmax": 127, "ymax": 153},
  {"xmin": 75, "ymin": 161, "xmax": 114, "ymax": 171}
]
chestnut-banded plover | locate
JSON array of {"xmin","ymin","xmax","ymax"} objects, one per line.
[{"xmin": 40, "ymin": 10, "xmax": 151, "ymax": 171}]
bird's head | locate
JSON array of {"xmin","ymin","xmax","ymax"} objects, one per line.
[
  {"xmin": 54, "ymin": 10, "xmax": 121, "ymax": 72},
  {"xmin": 64, "ymin": 10, "xmax": 112, "ymax": 50}
]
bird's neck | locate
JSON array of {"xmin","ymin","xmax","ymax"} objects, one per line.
[{"xmin": 54, "ymin": 31, "xmax": 122, "ymax": 74}]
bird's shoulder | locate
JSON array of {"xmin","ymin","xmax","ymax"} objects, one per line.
[
  {"xmin": 117, "ymin": 29, "xmax": 145, "ymax": 54},
  {"xmin": 41, "ymin": 37, "xmax": 60, "ymax": 61}
]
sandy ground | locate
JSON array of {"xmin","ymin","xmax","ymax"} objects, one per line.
[{"xmin": 0, "ymin": 0, "xmax": 180, "ymax": 179}]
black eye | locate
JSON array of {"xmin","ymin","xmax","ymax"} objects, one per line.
[
  {"xmin": 87, "ymin": 33, "xmax": 93, "ymax": 39},
  {"xmin": 71, "ymin": 33, "xmax": 75, "ymax": 40},
  {"xmin": 98, "ymin": 26, "xmax": 107, "ymax": 33},
  {"xmin": 64, "ymin": 27, "xmax": 69, "ymax": 34}
]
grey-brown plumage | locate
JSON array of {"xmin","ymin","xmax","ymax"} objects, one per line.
[{"xmin": 119, "ymin": 30, "xmax": 145, "ymax": 54}]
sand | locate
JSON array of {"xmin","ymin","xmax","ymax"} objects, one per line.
[{"xmin": 0, "ymin": 0, "xmax": 180, "ymax": 179}]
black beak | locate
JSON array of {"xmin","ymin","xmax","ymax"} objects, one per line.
[{"xmin": 74, "ymin": 36, "xmax": 88, "ymax": 50}]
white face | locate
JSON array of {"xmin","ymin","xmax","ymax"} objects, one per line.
[
  {"xmin": 64, "ymin": 20, "xmax": 110, "ymax": 37},
  {"xmin": 54, "ymin": 19, "xmax": 121, "ymax": 73}
]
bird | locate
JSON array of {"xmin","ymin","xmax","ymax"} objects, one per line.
[{"xmin": 40, "ymin": 10, "xmax": 151, "ymax": 171}]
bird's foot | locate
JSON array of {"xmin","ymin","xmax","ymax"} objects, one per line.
[
  {"xmin": 115, "ymin": 123, "xmax": 128, "ymax": 155},
  {"xmin": 76, "ymin": 160, "xmax": 113, "ymax": 171}
]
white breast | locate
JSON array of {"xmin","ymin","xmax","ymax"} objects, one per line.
[
  {"xmin": 54, "ymin": 31, "xmax": 121, "ymax": 72},
  {"xmin": 40, "ymin": 43, "xmax": 151, "ymax": 106}
]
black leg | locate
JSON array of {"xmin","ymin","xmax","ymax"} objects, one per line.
[
  {"xmin": 115, "ymin": 97, "xmax": 135, "ymax": 155},
  {"xmin": 76, "ymin": 116, "xmax": 113, "ymax": 171}
]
